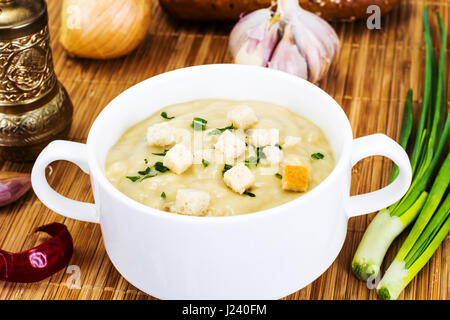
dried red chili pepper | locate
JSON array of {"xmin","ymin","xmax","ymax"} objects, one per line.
[{"xmin": 0, "ymin": 223, "xmax": 73, "ymax": 283}]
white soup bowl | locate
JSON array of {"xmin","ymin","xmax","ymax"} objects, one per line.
[{"xmin": 31, "ymin": 65, "xmax": 412, "ymax": 299}]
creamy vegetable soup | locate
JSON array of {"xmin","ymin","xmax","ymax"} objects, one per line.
[{"xmin": 105, "ymin": 100, "xmax": 335, "ymax": 216}]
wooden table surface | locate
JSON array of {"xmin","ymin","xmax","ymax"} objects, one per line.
[{"xmin": 0, "ymin": 0, "xmax": 448, "ymax": 300}]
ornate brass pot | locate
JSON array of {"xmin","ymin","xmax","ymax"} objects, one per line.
[{"xmin": 0, "ymin": 0, "xmax": 73, "ymax": 161}]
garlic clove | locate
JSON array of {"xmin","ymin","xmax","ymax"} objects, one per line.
[
  {"xmin": 229, "ymin": 9, "xmax": 272, "ymax": 57},
  {"xmin": 289, "ymin": 21, "xmax": 330, "ymax": 83},
  {"xmin": 0, "ymin": 172, "xmax": 31, "ymax": 207},
  {"xmin": 298, "ymin": 10, "xmax": 340, "ymax": 61},
  {"xmin": 230, "ymin": 9, "xmax": 280, "ymax": 67},
  {"xmin": 269, "ymin": 24, "xmax": 308, "ymax": 79},
  {"xmin": 276, "ymin": 0, "xmax": 339, "ymax": 83}
]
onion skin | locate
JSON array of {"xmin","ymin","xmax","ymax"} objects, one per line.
[
  {"xmin": 60, "ymin": 0, "xmax": 152, "ymax": 59},
  {"xmin": 0, "ymin": 172, "xmax": 31, "ymax": 207}
]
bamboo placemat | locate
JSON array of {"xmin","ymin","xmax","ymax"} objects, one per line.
[{"xmin": 0, "ymin": 0, "xmax": 448, "ymax": 300}]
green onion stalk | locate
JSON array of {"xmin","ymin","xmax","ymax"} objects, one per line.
[
  {"xmin": 377, "ymin": 156, "xmax": 449, "ymax": 300},
  {"xmin": 351, "ymin": 7, "xmax": 448, "ymax": 282}
]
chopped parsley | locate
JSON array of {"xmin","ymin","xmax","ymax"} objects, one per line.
[
  {"xmin": 126, "ymin": 176, "xmax": 141, "ymax": 182},
  {"xmin": 311, "ymin": 153, "xmax": 325, "ymax": 160},
  {"xmin": 275, "ymin": 173, "xmax": 283, "ymax": 179},
  {"xmin": 222, "ymin": 164, "xmax": 233, "ymax": 175},
  {"xmin": 243, "ymin": 191, "xmax": 256, "ymax": 197},
  {"xmin": 138, "ymin": 167, "xmax": 152, "ymax": 175},
  {"xmin": 141, "ymin": 170, "xmax": 158, "ymax": 181},
  {"xmin": 202, "ymin": 159, "xmax": 210, "ymax": 167},
  {"xmin": 245, "ymin": 146, "xmax": 264, "ymax": 167},
  {"xmin": 191, "ymin": 117, "xmax": 208, "ymax": 131},
  {"xmin": 161, "ymin": 192, "xmax": 166, "ymax": 199},
  {"xmin": 152, "ymin": 149, "xmax": 169, "ymax": 156},
  {"xmin": 155, "ymin": 162, "xmax": 170, "ymax": 173},
  {"xmin": 208, "ymin": 124, "xmax": 234, "ymax": 135},
  {"xmin": 245, "ymin": 156, "xmax": 258, "ymax": 167},
  {"xmin": 126, "ymin": 161, "xmax": 169, "ymax": 182},
  {"xmin": 144, "ymin": 158, "xmax": 148, "ymax": 164},
  {"xmin": 161, "ymin": 112, "xmax": 175, "ymax": 120}
]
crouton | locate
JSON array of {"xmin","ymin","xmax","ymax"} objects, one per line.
[
  {"xmin": 227, "ymin": 105, "xmax": 258, "ymax": 130},
  {"xmin": 163, "ymin": 143, "xmax": 193, "ymax": 174},
  {"xmin": 174, "ymin": 189, "xmax": 210, "ymax": 216},
  {"xmin": 223, "ymin": 163, "xmax": 255, "ymax": 194},
  {"xmin": 282, "ymin": 165, "xmax": 309, "ymax": 192},
  {"xmin": 249, "ymin": 128, "xmax": 279, "ymax": 147},
  {"xmin": 283, "ymin": 136, "xmax": 301, "ymax": 148},
  {"xmin": 174, "ymin": 128, "xmax": 192, "ymax": 146},
  {"xmin": 262, "ymin": 146, "xmax": 283, "ymax": 165},
  {"xmin": 147, "ymin": 122, "xmax": 175, "ymax": 146},
  {"xmin": 214, "ymin": 130, "xmax": 246, "ymax": 163}
]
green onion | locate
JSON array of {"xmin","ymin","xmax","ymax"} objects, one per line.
[
  {"xmin": 161, "ymin": 192, "xmax": 166, "ymax": 199},
  {"xmin": 126, "ymin": 176, "xmax": 141, "ymax": 182},
  {"xmin": 191, "ymin": 117, "xmax": 207, "ymax": 131},
  {"xmin": 144, "ymin": 158, "xmax": 148, "ymax": 164},
  {"xmin": 352, "ymin": 7, "xmax": 449, "ymax": 284},
  {"xmin": 161, "ymin": 112, "xmax": 175, "ymax": 120},
  {"xmin": 389, "ymin": 89, "xmax": 413, "ymax": 183},
  {"xmin": 377, "ymin": 156, "xmax": 449, "ymax": 300},
  {"xmin": 311, "ymin": 153, "xmax": 324, "ymax": 160},
  {"xmin": 275, "ymin": 144, "xmax": 282, "ymax": 150},
  {"xmin": 275, "ymin": 173, "xmax": 282, "ymax": 179},
  {"xmin": 208, "ymin": 124, "xmax": 234, "ymax": 135},
  {"xmin": 409, "ymin": 8, "xmax": 435, "ymax": 177},
  {"xmin": 202, "ymin": 159, "xmax": 210, "ymax": 167}
]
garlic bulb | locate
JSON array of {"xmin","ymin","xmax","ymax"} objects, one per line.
[
  {"xmin": 229, "ymin": 0, "xmax": 340, "ymax": 83},
  {"xmin": 60, "ymin": 0, "xmax": 152, "ymax": 59}
]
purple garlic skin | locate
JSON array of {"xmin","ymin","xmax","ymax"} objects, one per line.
[
  {"xmin": 269, "ymin": 24, "xmax": 308, "ymax": 80},
  {"xmin": 0, "ymin": 173, "xmax": 31, "ymax": 207},
  {"xmin": 229, "ymin": 9, "xmax": 280, "ymax": 67}
]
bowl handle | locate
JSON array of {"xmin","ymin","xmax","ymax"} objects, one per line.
[
  {"xmin": 31, "ymin": 140, "xmax": 99, "ymax": 223},
  {"xmin": 346, "ymin": 134, "xmax": 412, "ymax": 218}
]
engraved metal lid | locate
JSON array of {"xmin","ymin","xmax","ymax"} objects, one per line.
[{"xmin": 0, "ymin": 0, "xmax": 47, "ymax": 40}]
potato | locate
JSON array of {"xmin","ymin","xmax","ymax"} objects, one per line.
[{"xmin": 159, "ymin": 0, "xmax": 401, "ymax": 21}]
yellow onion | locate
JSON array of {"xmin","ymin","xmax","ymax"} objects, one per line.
[{"xmin": 60, "ymin": 0, "xmax": 152, "ymax": 59}]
